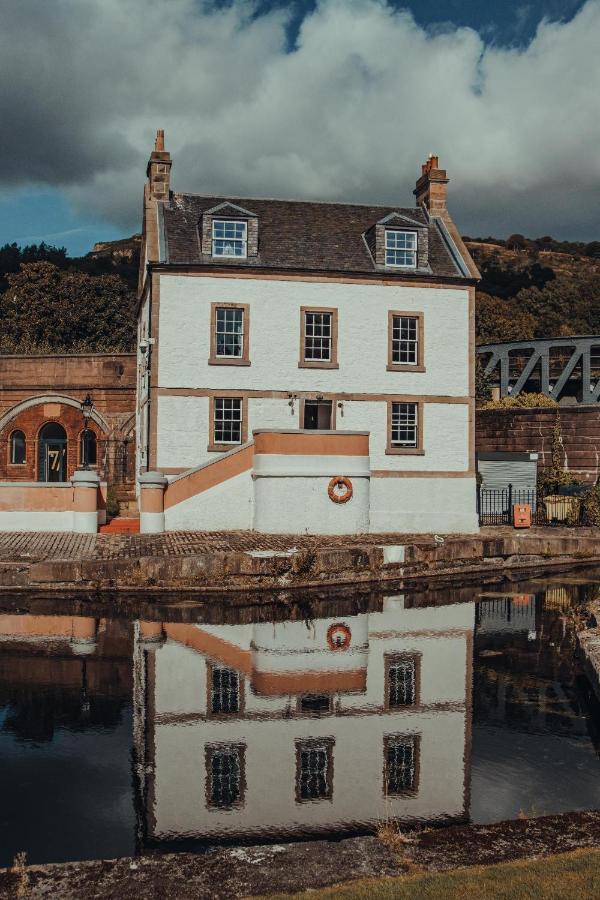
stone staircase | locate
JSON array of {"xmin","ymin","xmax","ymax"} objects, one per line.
[
  {"xmin": 99, "ymin": 517, "xmax": 140, "ymax": 534},
  {"xmin": 112, "ymin": 481, "xmax": 139, "ymax": 518}
]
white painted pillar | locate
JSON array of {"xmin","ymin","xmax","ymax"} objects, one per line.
[
  {"xmin": 72, "ymin": 469, "xmax": 100, "ymax": 533},
  {"xmin": 139, "ymin": 471, "xmax": 168, "ymax": 533}
]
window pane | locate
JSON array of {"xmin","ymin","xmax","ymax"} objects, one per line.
[
  {"xmin": 211, "ymin": 667, "xmax": 240, "ymax": 714},
  {"xmin": 214, "ymin": 397, "xmax": 243, "ymax": 443},
  {"xmin": 388, "ymin": 658, "xmax": 416, "ymax": 707},
  {"xmin": 304, "ymin": 311, "xmax": 332, "ymax": 361},
  {"xmin": 391, "ymin": 402, "xmax": 418, "ymax": 448},
  {"xmin": 212, "ymin": 220, "xmax": 247, "ymax": 257},
  {"xmin": 385, "ymin": 230, "xmax": 417, "ymax": 267},
  {"xmin": 297, "ymin": 742, "xmax": 332, "ymax": 801},
  {"xmin": 216, "ymin": 307, "xmax": 244, "ymax": 357},
  {"xmin": 10, "ymin": 431, "xmax": 26, "ymax": 465},
  {"xmin": 80, "ymin": 431, "xmax": 97, "ymax": 465},
  {"xmin": 207, "ymin": 745, "xmax": 243, "ymax": 808},
  {"xmin": 392, "ymin": 315, "xmax": 418, "ymax": 365},
  {"xmin": 385, "ymin": 736, "xmax": 417, "ymax": 794}
]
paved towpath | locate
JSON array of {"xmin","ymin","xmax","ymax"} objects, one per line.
[{"xmin": 0, "ymin": 529, "xmax": 440, "ymax": 563}]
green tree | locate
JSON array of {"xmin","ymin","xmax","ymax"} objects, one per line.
[
  {"xmin": 0, "ymin": 261, "xmax": 136, "ymax": 353},
  {"xmin": 475, "ymin": 292, "xmax": 536, "ymax": 345}
]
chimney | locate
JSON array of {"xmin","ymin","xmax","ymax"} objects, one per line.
[
  {"xmin": 413, "ymin": 154, "xmax": 448, "ymax": 218},
  {"xmin": 146, "ymin": 129, "xmax": 172, "ymax": 202}
]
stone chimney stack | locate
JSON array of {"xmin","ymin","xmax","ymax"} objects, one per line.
[
  {"xmin": 413, "ymin": 154, "xmax": 449, "ymax": 218},
  {"xmin": 146, "ymin": 129, "xmax": 172, "ymax": 202}
]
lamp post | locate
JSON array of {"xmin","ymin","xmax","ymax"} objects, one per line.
[{"xmin": 80, "ymin": 393, "xmax": 94, "ymax": 470}]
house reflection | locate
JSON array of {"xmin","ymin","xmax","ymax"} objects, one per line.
[{"xmin": 133, "ymin": 597, "xmax": 475, "ymax": 845}]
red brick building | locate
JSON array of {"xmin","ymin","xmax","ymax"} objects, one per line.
[{"xmin": 0, "ymin": 354, "xmax": 136, "ymax": 497}]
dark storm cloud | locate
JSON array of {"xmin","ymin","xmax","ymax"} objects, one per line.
[{"xmin": 2, "ymin": 0, "xmax": 599, "ymax": 238}]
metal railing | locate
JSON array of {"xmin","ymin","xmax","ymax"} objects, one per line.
[{"xmin": 477, "ymin": 484, "xmax": 586, "ymax": 526}]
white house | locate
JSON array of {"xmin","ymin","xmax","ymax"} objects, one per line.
[
  {"xmin": 132, "ymin": 597, "xmax": 474, "ymax": 844},
  {"xmin": 136, "ymin": 131, "xmax": 480, "ymax": 534}
]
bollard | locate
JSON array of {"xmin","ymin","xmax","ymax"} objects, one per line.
[
  {"xmin": 139, "ymin": 620, "xmax": 165, "ymax": 648},
  {"xmin": 72, "ymin": 469, "xmax": 101, "ymax": 533},
  {"xmin": 70, "ymin": 617, "xmax": 98, "ymax": 654},
  {"xmin": 139, "ymin": 471, "xmax": 168, "ymax": 534}
]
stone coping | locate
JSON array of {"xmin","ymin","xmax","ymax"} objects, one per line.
[{"xmin": 0, "ymin": 527, "xmax": 598, "ymax": 592}]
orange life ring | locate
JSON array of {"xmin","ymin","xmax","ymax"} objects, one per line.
[
  {"xmin": 327, "ymin": 622, "xmax": 352, "ymax": 651},
  {"xmin": 328, "ymin": 476, "xmax": 353, "ymax": 504}
]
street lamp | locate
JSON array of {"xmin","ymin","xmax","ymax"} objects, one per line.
[{"xmin": 80, "ymin": 393, "xmax": 94, "ymax": 470}]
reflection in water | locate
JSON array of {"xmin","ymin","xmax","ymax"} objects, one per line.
[
  {"xmin": 0, "ymin": 616, "xmax": 135, "ymax": 866},
  {"xmin": 0, "ymin": 577, "xmax": 600, "ymax": 866},
  {"xmin": 133, "ymin": 598, "xmax": 473, "ymax": 846}
]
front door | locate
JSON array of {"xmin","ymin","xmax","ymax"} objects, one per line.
[
  {"xmin": 44, "ymin": 442, "xmax": 66, "ymax": 482},
  {"xmin": 303, "ymin": 400, "xmax": 333, "ymax": 430},
  {"xmin": 38, "ymin": 423, "xmax": 68, "ymax": 482}
]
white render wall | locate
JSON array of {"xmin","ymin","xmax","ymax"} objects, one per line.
[
  {"xmin": 157, "ymin": 275, "xmax": 469, "ymax": 396},
  {"xmin": 0, "ymin": 510, "xmax": 76, "ymax": 532},
  {"xmin": 157, "ymin": 396, "xmax": 470, "ymax": 474},
  {"xmin": 370, "ymin": 477, "xmax": 479, "ymax": 533},
  {"xmin": 164, "ymin": 470, "xmax": 253, "ymax": 531},
  {"xmin": 151, "ymin": 273, "xmax": 476, "ymax": 533}
]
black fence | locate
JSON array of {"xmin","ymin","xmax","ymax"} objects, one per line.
[{"xmin": 477, "ymin": 484, "xmax": 587, "ymax": 526}]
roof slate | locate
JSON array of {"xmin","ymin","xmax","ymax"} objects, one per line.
[{"xmin": 161, "ymin": 193, "xmax": 467, "ymax": 279}]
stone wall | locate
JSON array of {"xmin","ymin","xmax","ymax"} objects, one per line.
[{"xmin": 476, "ymin": 406, "xmax": 600, "ymax": 483}]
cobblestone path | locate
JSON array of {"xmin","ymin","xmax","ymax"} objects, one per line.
[{"xmin": 0, "ymin": 529, "xmax": 435, "ymax": 562}]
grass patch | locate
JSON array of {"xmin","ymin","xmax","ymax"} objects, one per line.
[{"xmin": 266, "ymin": 848, "xmax": 600, "ymax": 900}]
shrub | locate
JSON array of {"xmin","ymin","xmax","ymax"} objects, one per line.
[
  {"xmin": 480, "ymin": 393, "xmax": 557, "ymax": 410},
  {"xmin": 582, "ymin": 485, "xmax": 600, "ymax": 526}
]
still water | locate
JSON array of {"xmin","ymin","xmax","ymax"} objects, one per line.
[{"xmin": 1, "ymin": 573, "xmax": 600, "ymax": 867}]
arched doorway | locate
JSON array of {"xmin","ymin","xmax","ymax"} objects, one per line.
[{"xmin": 38, "ymin": 423, "xmax": 67, "ymax": 482}]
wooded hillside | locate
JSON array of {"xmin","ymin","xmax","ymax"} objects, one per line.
[
  {"xmin": 1, "ymin": 231, "xmax": 598, "ymax": 354},
  {"xmin": 468, "ymin": 238, "xmax": 600, "ymax": 346}
]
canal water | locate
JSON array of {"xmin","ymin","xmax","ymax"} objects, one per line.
[{"xmin": 1, "ymin": 571, "xmax": 600, "ymax": 867}]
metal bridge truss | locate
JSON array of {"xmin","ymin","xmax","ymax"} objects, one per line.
[{"xmin": 478, "ymin": 336, "xmax": 600, "ymax": 405}]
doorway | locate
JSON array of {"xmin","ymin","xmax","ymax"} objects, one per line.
[
  {"xmin": 303, "ymin": 400, "xmax": 333, "ymax": 430},
  {"xmin": 38, "ymin": 423, "xmax": 67, "ymax": 482}
]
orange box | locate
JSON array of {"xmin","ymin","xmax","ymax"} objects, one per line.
[{"xmin": 513, "ymin": 503, "xmax": 531, "ymax": 528}]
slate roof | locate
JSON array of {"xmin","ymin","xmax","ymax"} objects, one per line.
[{"xmin": 160, "ymin": 193, "xmax": 470, "ymax": 279}]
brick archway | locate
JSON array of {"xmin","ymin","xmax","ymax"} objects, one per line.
[{"xmin": 0, "ymin": 399, "xmax": 108, "ymax": 483}]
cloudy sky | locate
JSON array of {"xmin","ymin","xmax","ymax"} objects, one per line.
[{"xmin": 0, "ymin": 0, "xmax": 598, "ymax": 255}]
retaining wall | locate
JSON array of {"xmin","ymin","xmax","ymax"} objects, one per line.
[{"xmin": 476, "ymin": 406, "xmax": 600, "ymax": 483}]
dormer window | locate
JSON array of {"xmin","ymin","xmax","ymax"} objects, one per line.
[
  {"xmin": 385, "ymin": 230, "xmax": 417, "ymax": 268},
  {"xmin": 212, "ymin": 219, "xmax": 247, "ymax": 258}
]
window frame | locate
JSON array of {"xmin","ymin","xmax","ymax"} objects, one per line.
[
  {"xmin": 206, "ymin": 663, "xmax": 245, "ymax": 718},
  {"xmin": 300, "ymin": 397, "xmax": 337, "ymax": 431},
  {"xmin": 299, "ymin": 307, "xmax": 339, "ymax": 369},
  {"xmin": 78, "ymin": 428, "xmax": 98, "ymax": 467},
  {"xmin": 295, "ymin": 737, "xmax": 335, "ymax": 804},
  {"xmin": 384, "ymin": 229, "xmax": 417, "ymax": 269},
  {"xmin": 384, "ymin": 652, "xmax": 422, "ymax": 709},
  {"xmin": 8, "ymin": 429, "xmax": 27, "ymax": 466},
  {"xmin": 383, "ymin": 733, "xmax": 421, "ymax": 797},
  {"xmin": 386, "ymin": 399, "xmax": 424, "ymax": 456},
  {"xmin": 205, "ymin": 742, "xmax": 246, "ymax": 810},
  {"xmin": 296, "ymin": 694, "xmax": 334, "ymax": 717},
  {"xmin": 211, "ymin": 219, "xmax": 248, "ymax": 259},
  {"xmin": 208, "ymin": 395, "xmax": 248, "ymax": 452},
  {"xmin": 387, "ymin": 311, "xmax": 425, "ymax": 373},
  {"xmin": 209, "ymin": 303, "xmax": 250, "ymax": 366}
]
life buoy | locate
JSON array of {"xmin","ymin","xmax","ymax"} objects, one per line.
[
  {"xmin": 327, "ymin": 622, "xmax": 352, "ymax": 651},
  {"xmin": 328, "ymin": 476, "xmax": 353, "ymax": 504}
]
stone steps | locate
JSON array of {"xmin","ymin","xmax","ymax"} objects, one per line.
[{"xmin": 99, "ymin": 518, "xmax": 140, "ymax": 535}]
